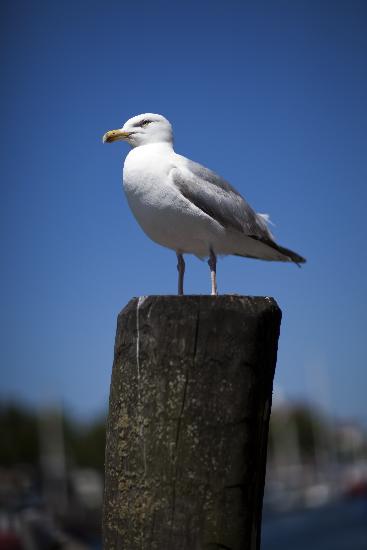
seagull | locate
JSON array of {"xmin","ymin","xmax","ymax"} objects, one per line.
[{"xmin": 103, "ymin": 113, "xmax": 305, "ymax": 295}]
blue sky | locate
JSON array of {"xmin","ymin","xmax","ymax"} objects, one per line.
[{"xmin": 1, "ymin": 0, "xmax": 366, "ymax": 423}]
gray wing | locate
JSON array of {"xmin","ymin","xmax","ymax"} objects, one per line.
[{"xmin": 171, "ymin": 157, "xmax": 274, "ymax": 241}]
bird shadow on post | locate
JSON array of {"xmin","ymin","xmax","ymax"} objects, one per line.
[{"xmin": 103, "ymin": 295, "xmax": 281, "ymax": 550}]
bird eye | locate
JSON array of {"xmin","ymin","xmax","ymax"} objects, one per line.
[{"xmin": 139, "ymin": 119, "xmax": 151, "ymax": 127}]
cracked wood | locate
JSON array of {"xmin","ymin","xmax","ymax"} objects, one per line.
[{"xmin": 103, "ymin": 295, "xmax": 281, "ymax": 550}]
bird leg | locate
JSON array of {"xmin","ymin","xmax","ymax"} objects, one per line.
[
  {"xmin": 208, "ymin": 249, "xmax": 218, "ymax": 296},
  {"xmin": 176, "ymin": 253, "xmax": 185, "ymax": 295}
]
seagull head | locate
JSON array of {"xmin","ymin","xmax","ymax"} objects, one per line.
[{"xmin": 103, "ymin": 113, "xmax": 173, "ymax": 148}]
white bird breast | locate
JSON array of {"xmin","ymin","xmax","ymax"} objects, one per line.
[{"xmin": 122, "ymin": 144, "xmax": 226, "ymax": 257}]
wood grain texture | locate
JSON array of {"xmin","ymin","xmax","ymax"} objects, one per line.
[{"xmin": 103, "ymin": 295, "xmax": 281, "ymax": 550}]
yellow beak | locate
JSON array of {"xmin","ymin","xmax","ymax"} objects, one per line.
[{"xmin": 102, "ymin": 129, "xmax": 132, "ymax": 143}]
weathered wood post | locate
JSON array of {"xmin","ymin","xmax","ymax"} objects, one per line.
[{"xmin": 103, "ymin": 295, "xmax": 281, "ymax": 550}]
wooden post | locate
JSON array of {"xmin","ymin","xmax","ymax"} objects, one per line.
[{"xmin": 103, "ymin": 296, "xmax": 281, "ymax": 550}]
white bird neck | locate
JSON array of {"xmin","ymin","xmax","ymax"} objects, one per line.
[{"xmin": 132, "ymin": 141, "xmax": 174, "ymax": 155}]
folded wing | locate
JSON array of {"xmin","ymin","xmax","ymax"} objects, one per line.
[{"xmin": 171, "ymin": 157, "xmax": 305, "ymax": 264}]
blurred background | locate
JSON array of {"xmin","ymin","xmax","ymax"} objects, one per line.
[{"xmin": 1, "ymin": 1, "xmax": 366, "ymax": 548}]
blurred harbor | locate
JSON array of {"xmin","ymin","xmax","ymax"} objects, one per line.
[
  {"xmin": 1, "ymin": 399, "xmax": 366, "ymax": 549},
  {"xmin": 262, "ymin": 498, "xmax": 367, "ymax": 550},
  {"xmin": 262, "ymin": 397, "xmax": 367, "ymax": 549},
  {"xmin": 0, "ymin": 404, "xmax": 104, "ymax": 549}
]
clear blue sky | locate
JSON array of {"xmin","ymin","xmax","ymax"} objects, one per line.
[{"xmin": 1, "ymin": 1, "xmax": 366, "ymax": 423}]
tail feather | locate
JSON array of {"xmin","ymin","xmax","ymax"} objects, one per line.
[
  {"xmin": 272, "ymin": 243, "xmax": 306, "ymax": 266},
  {"xmin": 244, "ymin": 235, "xmax": 306, "ymax": 265}
]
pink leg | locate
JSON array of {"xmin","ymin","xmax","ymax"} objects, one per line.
[
  {"xmin": 208, "ymin": 249, "xmax": 218, "ymax": 296},
  {"xmin": 176, "ymin": 253, "xmax": 185, "ymax": 295}
]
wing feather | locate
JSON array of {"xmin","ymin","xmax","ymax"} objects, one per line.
[
  {"xmin": 170, "ymin": 156, "xmax": 306, "ymax": 265},
  {"xmin": 171, "ymin": 157, "xmax": 274, "ymax": 240}
]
